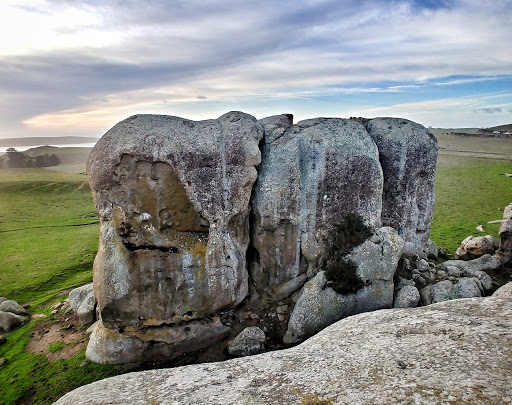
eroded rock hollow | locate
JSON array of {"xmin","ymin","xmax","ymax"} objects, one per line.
[{"xmin": 86, "ymin": 111, "xmax": 438, "ymax": 364}]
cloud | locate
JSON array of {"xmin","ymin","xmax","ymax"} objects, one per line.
[
  {"xmin": 1, "ymin": 0, "xmax": 512, "ymax": 137},
  {"xmin": 478, "ymin": 107, "xmax": 503, "ymax": 114}
]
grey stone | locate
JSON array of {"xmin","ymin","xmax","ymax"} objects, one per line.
[
  {"xmin": 0, "ymin": 300, "xmax": 27, "ymax": 316},
  {"xmin": 424, "ymin": 278, "xmax": 483, "ymax": 305},
  {"xmin": 53, "ymin": 296, "xmax": 512, "ymax": 405},
  {"xmin": 366, "ymin": 118, "xmax": 438, "ymax": 255},
  {"xmin": 0, "ymin": 358, "xmax": 6, "ymax": 367},
  {"xmin": 446, "ymin": 265, "xmax": 462, "ymax": 277},
  {"xmin": 420, "ymin": 285, "xmax": 433, "ymax": 305},
  {"xmin": 393, "ymin": 285, "xmax": 420, "ymax": 308},
  {"xmin": 86, "ymin": 112, "xmax": 263, "ymax": 363},
  {"xmin": 69, "ymin": 283, "xmax": 97, "ymax": 325},
  {"xmin": 84, "ymin": 112, "xmax": 439, "ymax": 365},
  {"xmin": 284, "ymin": 227, "xmax": 404, "ymax": 343},
  {"xmin": 0, "ymin": 311, "xmax": 26, "ymax": 332},
  {"xmin": 228, "ymin": 327, "xmax": 265, "ymax": 357},
  {"xmin": 423, "ymin": 239, "xmax": 438, "ymax": 259},
  {"xmin": 462, "ymin": 269, "xmax": 493, "ymax": 291},
  {"xmin": 0, "ymin": 336, "xmax": 6, "ymax": 345},
  {"xmin": 86, "ymin": 317, "xmax": 231, "ymax": 365},
  {"xmin": 0, "ymin": 297, "xmax": 7, "ymax": 305},
  {"xmin": 452, "ymin": 278, "xmax": 483, "ymax": 299},
  {"xmin": 395, "ymin": 276, "xmax": 415, "ymax": 291},
  {"xmin": 250, "ymin": 117, "xmax": 383, "ymax": 300},
  {"xmin": 416, "ymin": 259, "xmax": 430, "ymax": 273}
]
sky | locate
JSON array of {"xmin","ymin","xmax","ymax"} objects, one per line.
[{"xmin": 1, "ymin": 0, "xmax": 511, "ymax": 140}]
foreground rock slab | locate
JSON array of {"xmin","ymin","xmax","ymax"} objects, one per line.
[{"xmin": 55, "ymin": 293, "xmax": 512, "ymax": 405}]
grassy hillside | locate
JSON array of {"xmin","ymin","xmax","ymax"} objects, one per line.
[
  {"xmin": 0, "ymin": 169, "xmax": 98, "ymax": 304},
  {"xmin": 0, "ymin": 168, "xmax": 121, "ymax": 405},
  {"xmin": 23, "ymin": 146, "xmax": 92, "ymax": 166},
  {"xmin": 487, "ymin": 123, "xmax": 512, "ymax": 132}
]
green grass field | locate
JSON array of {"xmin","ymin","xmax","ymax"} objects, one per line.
[
  {"xmin": 0, "ymin": 134, "xmax": 511, "ymax": 404},
  {"xmin": 0, "ymin": 169, "xmax": 98, "ymax": 305},
  {"xmin": 431, "ymin": 156, "xmax": 512, "ymax": 253},
  {"xmin": 0, "ymin": 168, "xmax": 122, "ymax": 405}
]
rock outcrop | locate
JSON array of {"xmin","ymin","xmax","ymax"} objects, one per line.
[
  {"xmin": 366, "ymin": 118, "xmax": 438, "ymax": 255},
  {"xmin": 251, "ymin": 117, "xmax": 383, "ymax": 300},
  {"xmin": 54, "ymin": 289, "xmax": 512, "ymax": 405},
  {"xmin": 87, "ymin": 112, "xmax": 263, "ymax": 363},
  {"xmin": 85, "ymin": 112, "xmax": 438, "ymax": 364}
]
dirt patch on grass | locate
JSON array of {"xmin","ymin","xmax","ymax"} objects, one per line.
[{"xmin": 26, "ymin": 313, "xmax": 90, "ymax": 362}]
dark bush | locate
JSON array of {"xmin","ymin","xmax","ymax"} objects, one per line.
[{"xmin": 324, "ymin": 214, "xmax": 372, "ymax": 294}]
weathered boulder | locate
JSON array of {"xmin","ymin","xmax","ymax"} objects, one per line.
[
  {"xmin": 53, "ymin": 295, "xmax": 512, "ymax": 405},
  {"xmin": 69, "ymin": 283, "xmax": 97, "ymax": 325},
  {"xmin": 251, "ymin": 117, "xmax": 383, "ymax": 300},
  {"xmin": 86, "ymin": 112, "xmax": 263, "ymax": 363},
  {"xmin": 227, "ymin": 326, "xmax": 265, "ymax": 357},
  {"xmin": 420, "ymin": 277, "xmax": 484, "ymax": 305},
  {"xmin": 393, "ymin": 285, "xmax": 420, "ymax": 308},
  {"xmin": 0, "ymin": 311, "xmax": 26, "ymax": 332},
  {"xmin": 284, "ymin": 227, "xmax": 403, "ymax": 343},
  {"xmin": 456, "ymin": 235, "xmax": 499, "ymax": 260},
  {"xmin": 366, "ymin": 118, "xmax": 438, "ymax": 255},
  {"xmin": 0, "ymin": 299, "xmax": 27, "ymax": 316}
]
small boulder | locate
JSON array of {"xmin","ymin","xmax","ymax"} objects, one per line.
[
  {"xmin": 0, "ymin": 300, "xmax": 27, "ymax": 316},
  {"xmin": 393, "ymin": 285, "xmax": 420, "ymax": 308},
  {"xmin": 69, "ymin": 283, "xmax": 97, "ymax": 325},
  {"xmin": 423, "ymin": 239, "xmax": 438, "ymax": 260},
  {"xmin": 456, "ymin": 235, "xmax": 499, "ymax": 260},
  {"xmin": 228, "ymin": 327, "xmax": 266, "ymax": 357},
  {"xmin": 0, "ymin": 311, "xmax": 26, "ymax": 332},
  {"xmin": 0, "ymin": 336, "xmax": 6, "ymax": 345},
  {"xmin": 421, "ymin": 278, "xmax": 482, "ymax": 305}
]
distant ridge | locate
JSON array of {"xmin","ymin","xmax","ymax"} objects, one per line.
[
  {"xmin": 486, "ymin": 123, "xmax": 512, "ymax": 132},
  {"xmin": 0, "ymin": 136, "xmax": 99, "ymax": 147}
]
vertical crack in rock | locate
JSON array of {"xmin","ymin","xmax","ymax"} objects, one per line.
[{"xmin": 251, "ymin": 117, "xmax": 383, "ymax": 301}]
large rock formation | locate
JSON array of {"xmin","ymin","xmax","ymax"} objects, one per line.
[
  {"xmin": 54, "ymin": 288, "xmax": 512, "ymax": 404},
  {"xmin": 366, "ymin": 118, "xmax": 438, "ymax": 255},
  {"xmin": 85, "ymin": 112, "xmax": 438, "ymax": 364},
  {"xmin": 87, "ymin": 112, "xmax": 263, "ymax": 363},
  {"xmin": 251, "ymin": 117, "xmax": 383, "ymax": 300}
]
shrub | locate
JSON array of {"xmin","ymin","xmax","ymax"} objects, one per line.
[{"xmin": 324, "ymin": 214, "xmax": 372, "ymax": 294}]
